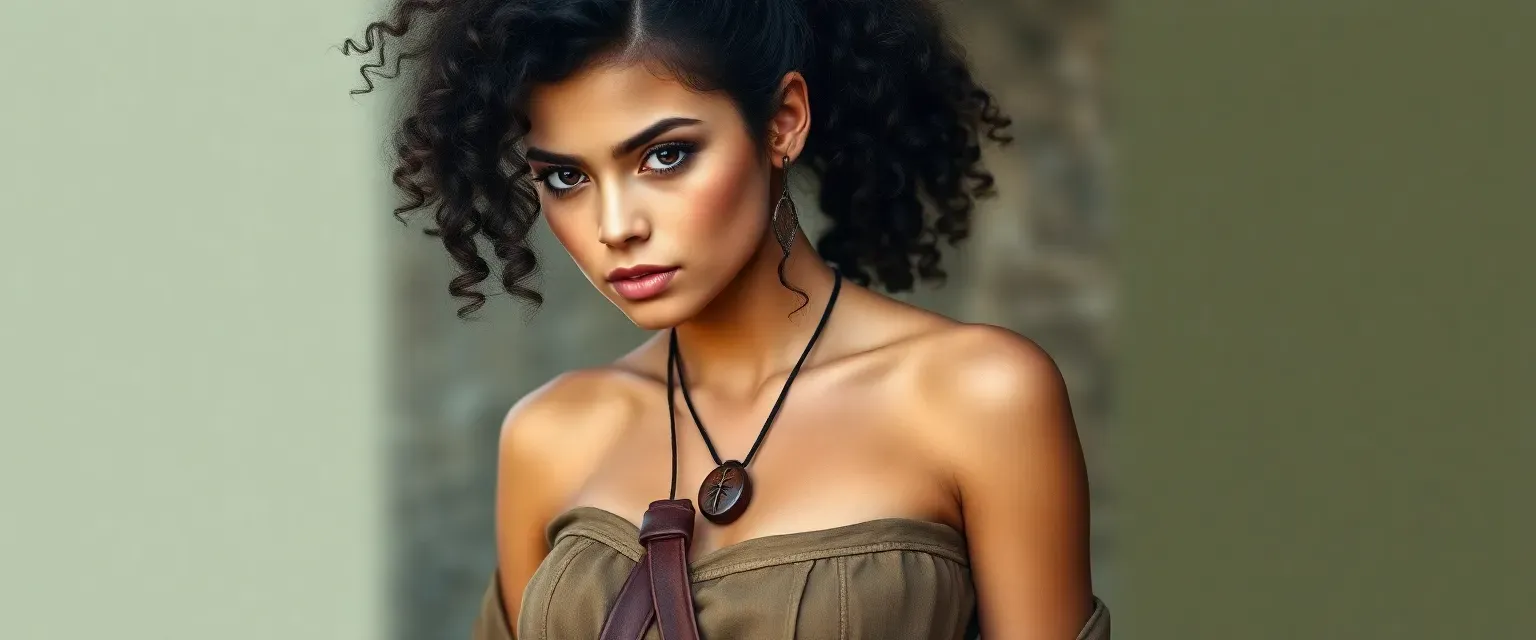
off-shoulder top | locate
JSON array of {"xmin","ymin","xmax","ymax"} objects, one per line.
[{"xmin": 471, "ymin": 506, "xmax": 1110, "ymax": 639}]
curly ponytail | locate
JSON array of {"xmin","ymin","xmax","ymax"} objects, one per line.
[
  {"xmin": 343, "ymin": 0, "xmax": 1009, "ymax": 318},
  {"xmin": 799, "ymin": 0, "xmax": 1011, "ymax": 292}
]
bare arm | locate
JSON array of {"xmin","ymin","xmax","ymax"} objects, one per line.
[
  {"xmin": 927, "ymin": 326, "xmax": 1094, "ymax": 639},
  {"xmin": 493, "ymin": 403, "xmax": 556, "ymax": 622},
  {"xmin": 492, "ymin": 371, "xmax": 616, "ymax": 623}
]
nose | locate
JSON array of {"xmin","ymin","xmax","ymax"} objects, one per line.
[{"xmin": 596, "ymin": 182, "xmax": 650, "ymax": 248}]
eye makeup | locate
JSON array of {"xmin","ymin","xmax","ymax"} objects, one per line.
[{"xmin": 533, "ymin": 139, "xmax": 703, "ymax": 198}]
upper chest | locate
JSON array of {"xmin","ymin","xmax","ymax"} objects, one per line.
[{"xmin": 565, "ymin": 360, "xmax": 964, "ymax": 558}]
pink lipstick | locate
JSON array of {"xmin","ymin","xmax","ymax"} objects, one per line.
[{"xmin": 606, "ymin": 265, "xmax": 679, "ymax": 301}]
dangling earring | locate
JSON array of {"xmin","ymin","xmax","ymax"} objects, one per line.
[{"xmin": 770, "ymin": 155, "xmax": 798, "ymax": 258}]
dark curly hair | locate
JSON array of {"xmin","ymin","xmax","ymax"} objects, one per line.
[{"xmin": 343, "ymin": 0, "xmax": 1012, "ymax": 319}]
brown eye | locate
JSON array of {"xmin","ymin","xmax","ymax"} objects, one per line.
[
  {"xmin": 544, "ymin": 169, "xmax": 585, "ymax": 190},
  {"xmin": 643, "ymin": 145, "xmax": 691, "ymax": 171}
]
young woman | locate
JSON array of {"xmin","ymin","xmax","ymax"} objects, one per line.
[{"xmin": 347, "ymin": 1, "xmax": 1108, "ymax": 638}]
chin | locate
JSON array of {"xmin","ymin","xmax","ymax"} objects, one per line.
[{"xmin": 611, "ymin": 293, "xmax": 701, "ymax": 331}]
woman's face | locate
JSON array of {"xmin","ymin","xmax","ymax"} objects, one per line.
[{"xmin": 525, "ymin": 59, "xmax": 775, "ymax": 330}]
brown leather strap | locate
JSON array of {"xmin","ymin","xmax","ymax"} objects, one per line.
[
  {"xmin": 597, "ymin": 557, "xmax": 655, "ymax": 640},
  {"xmin": 599, "ymin": 499, "xmax": 701, "ymax": 640},
  {"xmin": 639, "ymin": 501, "xmax": 700, "ymax": 640}
]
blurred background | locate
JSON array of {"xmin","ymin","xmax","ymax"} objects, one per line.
[
  {"xmin": 3, "ymin": 1, "xmax": 1530, "ymax": 639},
  {"xmin": 384, "ymin": 3, "xmax": 1111, "ymax": 638}
]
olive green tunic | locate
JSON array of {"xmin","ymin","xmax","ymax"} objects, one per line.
[{"xmin": 473, "ymin": 506, "xmax": 1110, "ymax": 639}]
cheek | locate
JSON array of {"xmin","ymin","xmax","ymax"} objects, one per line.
[
  {"xmin": 545, "ymin": 210, "xmax": 580, "ymax": 248},
  {"xmin": 544, "ymin": 209, "xmax": 600, "ymax": 273},
  {"xmin": 673, "ymin": 155, "xmax": 766, "ymax": 250}
]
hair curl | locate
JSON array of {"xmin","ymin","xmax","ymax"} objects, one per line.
[{"xmin": 343, "ymin": 0, "xmax": 1011, "ymax": 319}]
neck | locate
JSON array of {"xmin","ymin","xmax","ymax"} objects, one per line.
[{"xmin": 671, "ymin": 234, "xmax": 839, "ymax": 398}]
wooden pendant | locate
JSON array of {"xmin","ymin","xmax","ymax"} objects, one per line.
[{"xmin": 697, "ymin": 460, "xmax": 752, "ymax": 525}]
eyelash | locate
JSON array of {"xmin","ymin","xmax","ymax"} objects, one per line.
[
  {"xmin": 534, "ymin": 141, "xmax": 698, "ymax": 199},
  {"xmin": 644, "ymin": 141, "xmax": 696, "ymax": 176}
]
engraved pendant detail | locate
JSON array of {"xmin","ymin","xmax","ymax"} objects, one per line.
[{"xmin": 697, "ymin": 460, "xmax": 752, "ymax": 525}]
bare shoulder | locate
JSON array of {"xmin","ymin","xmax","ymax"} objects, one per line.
[
  {"xmin": 501, "ymin": 367, "xmax": 645, "ymax": 448},
  {"xmin": 498, "ymin": 366, "xmax": 649, "ymax": 507},
  {"xmin": 897, "ymin": 323, "xmax": 1081, "ymax": 467},
  {"xmin": 915, "ymin": 323, "xmax": 1068, "ymax": 405},
  {"xmin": 839, "ymin": 290, "xmax": 1072, "ymax": 432},
  {"xmin": 493, "ymin": 365, "xmax": 650, "ymax": 616},
  {"xmin": 898, "ymin": 323, "xmax": 1094, "ymax": 635}
]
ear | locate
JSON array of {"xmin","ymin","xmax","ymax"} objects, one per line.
[{"xmin": 767, "ymin": 71, "xmax": 811, "ymax": 168}]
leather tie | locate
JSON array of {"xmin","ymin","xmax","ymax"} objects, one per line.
[{"xmin": 598, "ymin": 499, "xmax": 702, "ymax": 640}]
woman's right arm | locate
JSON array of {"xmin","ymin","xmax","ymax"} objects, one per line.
[
  {"xmin": 493, "ymin": 370, "xmax": 623, "ymax": 625},
  {"xmin": 493, "ymin": 401, "xmax": 557, "ymax": 625}
]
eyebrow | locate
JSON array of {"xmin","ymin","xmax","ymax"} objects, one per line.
[{"xmin": 525, "ymin": 117, "xmax": 703, "ymax": 165}]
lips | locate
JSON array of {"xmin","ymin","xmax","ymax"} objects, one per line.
[
  {"xmin": 607, "ymin": 264, "xmax": 680, "ymax": 302},
  {"xmin": 606, "ymin": 264, "xmax": 677, "ymax": 282}
]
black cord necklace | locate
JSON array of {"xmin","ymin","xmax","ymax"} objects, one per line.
[{"xmin": 664, "ymin": 270, "xmax": 842, "ymax": 524}]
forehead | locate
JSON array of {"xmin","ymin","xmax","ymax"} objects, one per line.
[{"xmin": 524, "ymin": 60, "xmax": 736, "ymax": 150}]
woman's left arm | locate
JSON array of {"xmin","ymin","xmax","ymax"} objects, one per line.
[{"xmin": 928, "ymin": 326, "xmax": 1095, "ymax": 640}]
